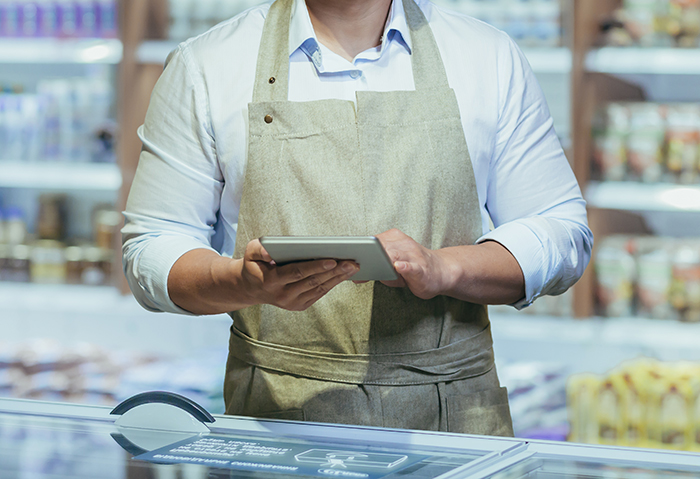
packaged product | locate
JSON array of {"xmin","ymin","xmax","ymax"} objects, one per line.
[
  {"xmin": 595, "ymin": 236, "xmax": 637, "ymax": 317},
  {"xmin": 668, "ymin": 241, "xmax": 700, "ymax": 321},
  {"xmin": 3, "ymin": 206, "xmax": 27, "ymax": 245},
  {"xmin": 93, "ymin": 208, "xmax": 121, "ymax": 249},
  {"xmin": 616, "ymin": 359, "xmax": 659, "ymax": 446},
  {"xmin": 64, "ymin": 246, "xmax": 84, "ymax": 285},
  {"xmin": 30, "ymin": 240, "xmax": 67, "ymax": 284},
  {"xmin": 692, "ymin": 373, "xmax": 700, "ymax": 452},
  {"xmin": 36, "ymin": 194, "xmax": 67, "ymax": 241},
  {"xmin": 647, "ymin": 363, "xmax": 695, "ymax": 449},
  {"xmin": 0, "ymin": 244, "xmax": 7, "ymax": 281},
  {"xmin": 5, "ymin": 244, "xmax": 30, "ymax": 283},
  {"xmin": 665, "ymin": 104, "xmax": 700, "ymax": 184},
  {"xmin": 530, "ymin": 0, "xmax": 561, "ymax": 47},
  {"xmin": 668, "ymin": 0, "xmax": 700, "ymax": 47},
  {"xmin": 592, "ymin": 103, "xmax": 629, "ymax": 181},
  {"xmin": 81, "ymin": 246, "xmax": 112, "ymax": 286},
  {"xmin": 621, "ymin": 0, "xmax": 667, "ymax": 46},
  {"xmin": 567, "ymin": 374, "xmax": 601, "ymax": 444},
  {"xmin": 626, "ymin": 103, "xmax": 666, "ymax": 182},
  {"xmin": 595, "ymin": 375, "xmax": 627, "ymax": 444},
  {"xmin": 635, "ymin": 237, "xmax": 673, "ymax": 319}
]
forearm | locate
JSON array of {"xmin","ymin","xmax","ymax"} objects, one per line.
[
  {"xmin": 168, "ymin": 249, "xmax": 251, "ymax": 315},
  {"xmin": 168, "ymin": 244, "xmax": 359, "ymax": 315},
  {"xmin": 439, "ymin": 241, "xmax": 525, "ymax": 305}
]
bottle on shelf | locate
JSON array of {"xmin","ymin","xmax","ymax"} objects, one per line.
[
  {"xmin": 0, "ymin": 0, "xmax": 119, "ymax": 39},
  {"xmin": 0, "ymin": 198, "xmax": 116, "ymax": 287},
  {"xmin": 0, "ymin": 76, "xmax": 115, "ymax": 164}
]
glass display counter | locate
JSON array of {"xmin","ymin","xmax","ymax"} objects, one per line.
[{"xmin": 0, "ymin": 394, "xmax": 698, "ymax": 478}]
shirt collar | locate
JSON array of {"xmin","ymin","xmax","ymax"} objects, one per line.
[{"xmin": 288, "ymin": 0, "xmax": 411, "ymax": 70}]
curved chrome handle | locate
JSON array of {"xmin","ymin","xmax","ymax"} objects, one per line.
[{"xmin": 111, "ymin": 391, "xmax": 215, "ymax": 424}]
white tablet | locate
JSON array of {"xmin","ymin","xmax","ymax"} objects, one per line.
[{"xmin": 259, "ymin": 236, "xmax": 398, "ymax": 282}]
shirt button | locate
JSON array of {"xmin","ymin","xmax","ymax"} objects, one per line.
[
  {"xmin": 264, "ymin": 114, "xmax": 273, "ymax": 124},
  {"xmin": 350, "ymin": 70, "xmax": 361, "ymax": 79}
]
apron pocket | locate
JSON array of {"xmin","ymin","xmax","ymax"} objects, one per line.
[
  {"xmin": 257, "ymin": 409, "xmax": 306, "ymax": 421},
  {"xmin": 446, "ymin": 387, "xmax": 514, "ymax": 437}
]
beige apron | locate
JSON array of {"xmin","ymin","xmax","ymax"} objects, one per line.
[{"xmin": 224, "ymin": 0, "xmax": 514, "ymax": 436}]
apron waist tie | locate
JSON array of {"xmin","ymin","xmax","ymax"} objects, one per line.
[{"xmin": 228, "ymin": 324, "xmax": 495, "ymax": 386}]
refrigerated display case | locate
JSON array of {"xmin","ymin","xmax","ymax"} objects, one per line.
[{"xmin": 1, "ymin": 392, "xmax": 699, "ymax": 478}]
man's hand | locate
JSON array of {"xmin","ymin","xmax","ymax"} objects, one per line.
[
  {"xmin": 363, "ymin": 229, "xmax": 525, "ymax": 306},
  {"xmin": 238, "ymin": 239, "xmax": 359, "ymax": 311},
  {"xmin": 168, "ymin": 240, "xmax": 359, "ymax": 315},
  {"xmin": 372, "ymin": 229, "xmax": 454, "ymax": 300}
]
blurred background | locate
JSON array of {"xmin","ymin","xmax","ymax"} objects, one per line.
[{"xmin": 1, "ymin": 0, "xmax": 700, "ymax": 453}]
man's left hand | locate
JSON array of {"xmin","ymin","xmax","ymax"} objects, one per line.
[{"xmin": 366, "ymin": 229, "xmax": 454, "ymax": 300}]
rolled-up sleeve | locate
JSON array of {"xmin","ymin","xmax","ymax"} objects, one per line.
[
  {"xmin": 478, "ymin": 36, "xmax": 593, "ymax": 309},
  {"xmin": 122, "ymin": 45, "xmax": 223, "ymax": 314}
]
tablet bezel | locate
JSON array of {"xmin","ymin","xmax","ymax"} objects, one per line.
[{"xmin": 259, "ymin": 236, "xmax": 398, "ymax": 282}]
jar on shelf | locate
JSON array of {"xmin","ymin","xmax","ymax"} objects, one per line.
[
  {"xmin": 595, "ymin": 236, "xmax": 637, "ymax": 317},
  {"xmin": 36, "ymin": 194, "xmax": 67, "ymax": 241},
  {"xmin": 0, "ymin": 244, "xmax": 9, "ymax": 281},
  {"xmin": 82, "ymin": 246, "xmax": 112, "ymax": 286},
  {"xmin": 6, "ymin": 244, "xmax": 31, "ymax": 283},
  {"xmin": 3, "ymin": 206, "xmax": 28, "ymax": 245},
  {"xmin": 30, "ymin": 241, "xmax": 67, "ymax": 284},
  {"xmin": 64, "ymin": 245, "xmax": 85, "ymax": 285},
  {"xmin": 669, "ymin": 242, "xmax": 700, "ymax": 322},
  {"xmin": 93, "ymin": 208, "xmax": 121, "ymax": 250}
]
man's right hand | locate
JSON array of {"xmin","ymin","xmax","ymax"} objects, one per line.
[
  {"xmin": 167, "ymin": 240, "xmax": 359, "ymax": 315},
  {"xmin": 238, "ymin": 239, "xmax": 359, "ymax": 311}
]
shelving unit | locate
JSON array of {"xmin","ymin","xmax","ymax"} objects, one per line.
[
  {"xmin": 0, "ymin": 38, "xmax": 123, "ymax": 64},
  {"xmin": 586, "ymin": 47, "xmax": 700, "ymax": 75},
  {"xmin": 133, "ymin": 41, "xmax": 573, "ymax": 73},
  {"xmin": 1, "ymin": 0, "xmax": 698, "ymax": 393},
  {"xmin": 490, "ymin": 313, "xmax": 700, "ymax": 374},
  {"xmin": 135, "ymin": 40, "xmax": 178, "ymax": 65},
  {"xmin": 0, "ymin": 162, "xmax": 122, "ymax": 191},
  {"xmin": 0, "ymin": 28, "xmax": 124, "ymax": 288},
  {"xmin": 585, "ymin": 182, "xmax": 700, "ymax": 213},
  {"xmin": 0, "ymin": 282, "xmax": 231, "ymax": 357}
]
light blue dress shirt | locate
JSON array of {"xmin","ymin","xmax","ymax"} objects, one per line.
[{"xmin": 122, "ymin": 0, "xmax": 593, "ymax": 314}]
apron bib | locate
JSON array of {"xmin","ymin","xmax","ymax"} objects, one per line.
[{"xmin": 224, "ymin": 0, "xmax": 513, "ymax": 436}]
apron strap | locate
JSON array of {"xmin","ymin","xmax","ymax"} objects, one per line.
[
  {"xmin": 252, "ymin": 0, "xmax": 451, "ymax": 104},
  {"xmin": 401, "ymin": 0, "xmax": 450, "ymax": 90},
  {"xmin": 228, "ymin": 324, "xmax": 495, "ymax": 386},
  {"xmin": 252, "ymin": 0, "xmax": 292, "ymax": 103}
]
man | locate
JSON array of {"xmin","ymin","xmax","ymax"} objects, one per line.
[{"xmin": 122, "ymin": 0, "xmax": 592, "ymax": 436}]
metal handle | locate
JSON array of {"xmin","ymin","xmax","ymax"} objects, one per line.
[{"xmin": 111, "ymin": 391, "xmax": 215, "ymax": 424}]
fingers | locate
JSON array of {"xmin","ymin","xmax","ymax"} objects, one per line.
[
  {"xmin": 281, "ymin": 261, "xmax": 358, "ymax": 293},
  {"xmin": 273, "ymin": 261, "xmax": 359, "ymax": 311},
  {"xmin": 246, "ymin": 239, "xmax": 273, "ymax": 263},
  {"xmin": 277, "ymin": 259, "xmax": 339, "ymax": 282},
  {"xmin": 292, "ymin": 267, "xmax": 358, "ymax": 311}
]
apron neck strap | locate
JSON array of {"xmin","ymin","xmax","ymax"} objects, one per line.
[
  {"xmin": 252, "ymin": 0, "xmax": 449, "ymax": 103},
  {"xmin": 402, "ymin": 0, "xmax": 450, "ymax": 89},
  {"xmin": 252, "ymin": 0, "xmax": 293, "ymax": 103}
]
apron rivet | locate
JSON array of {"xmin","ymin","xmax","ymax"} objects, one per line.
[
  {"xmin": 264, "ymin": 114, "xmax": 273, "ymax": 124},
  {"xmin": 268, "ymin": 77, "xmax": 276, "ymax": 84}
]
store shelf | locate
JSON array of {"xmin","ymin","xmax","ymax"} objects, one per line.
[
  {"xmin": 136, "ymin": 40, "xmax": 178, "ymax": 65},
  {"xmin": 490, "ymin": 313, "xmax": 700, "ymax": 374},
  {"xmin": 0, "ymin": 282, "xmax": 231, "ymax": 356},
  {"xmin": 585, "ymin": 181, "xmax": 700, "ymax": 212},
  {"xmin": 521, "ymin": 47, "xmax": 571, "ymax": 74},
  {"xmin": 0, "ymin": 161, "xmax": 122, "ymax": 191},
  {"xmin": 586, "ymin": 47, "xmax": 700, "ymax": 75},
  {"xmin": 136, "ymin": 41, "xmax": 572, "ymax": 74},
  {"xmin": 0, "ymin": 38, "xmax": 122, "ymax": 64}
]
